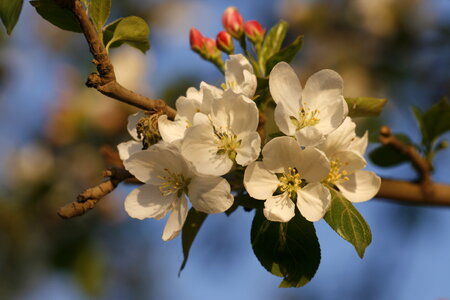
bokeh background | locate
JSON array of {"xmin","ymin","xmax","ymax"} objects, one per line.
[{"xmin": 1, "ymin": 0, "xmax": 450, "ymax": 299}]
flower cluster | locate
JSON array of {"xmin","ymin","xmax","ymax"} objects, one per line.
[
  {"xmin": 118, "ymin": 53, "xmax": 260, "ymax": 240},
  {"xmin": 118, "ymin": 7, "xmax": 381, "ymax": 240}
]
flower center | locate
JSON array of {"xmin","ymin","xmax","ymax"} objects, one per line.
[
  {"xmin": 157, "ymin": 168, "xmax": 190, "ymax": 198},
  {"xmin": 290, "ymin": 106, "xmax": 320, "ymax": 130},
  {"xmin": 214, "ymin": 126, "xmax": 241, "ymax": 160},
  {"xmin": 278, "ymin": 167, "xmax": 303, "ymax": 199},
  {"xmin": 221, "ymin": 80, "xmax": 238, "ymax": 91},
  {"xmin": 324, "ymin": 159, "xmax": 350, "ymax": 185}
]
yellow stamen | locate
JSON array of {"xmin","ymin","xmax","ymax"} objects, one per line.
[
  {"xmin": 157, "ymin": 168, "xmax": 190, "ymax": 198},
  {"xmin": 221, "ymin": 80, "xmax": 238, "ymax": 91},
  {"xmin": 324, "ymin": 159, "xmax": 350, "ymax": 185},
  {"xmin": 290, "ymin": 106, "xmax": 320, "ymax": 130},
  {"xmin": 278, "ymin": 167, "xmax": 303, "ymax": 199},
  {"xmin": 213, "ymin": 126, "xmax": 241, "ymax": 160}
]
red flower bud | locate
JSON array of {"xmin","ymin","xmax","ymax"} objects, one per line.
[
  {"xmin": 204, "ymin": 37, "xmax": 221, "ymax": 60},
  {"xmin": 190, "ymin": 27, "xmax": 205, "ymax": 53},
  {"xmin": 216, "ymin": 31, "xmax": 234, "ymax": 54},
  {"xmin": 244, "ymin": 20, "xmax": 265, "ymax": 44},
  {"xmin": 222, "ymin": 6, "xmax": 244, "ymax": 38}
]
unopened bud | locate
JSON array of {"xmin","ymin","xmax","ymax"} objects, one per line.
[
  {"xmin": 222, "ymin": 6, "xmax": 244, "ymax": 38},
  {"xmin": 189, "ymin": 27, "xmax": 205, "ymax": 54},
  {"xmin": 244, "ymin": 20, "xmax": 265, "ymax": 44},
  {"xmin": 204, "ymin": 37, "xmax": 221, "ymax": 60},
  {"xmin": 216, "ymin": 31, "xmax": 234, "ymax": 54}
]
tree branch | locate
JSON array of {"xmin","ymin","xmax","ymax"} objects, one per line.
[
  {"xmin": 58, "ymin": 167, "xmax": 137, "ymax": 219},
  {"xmin": 378, "ymin": 125, "xmax": 434, "ymax": 198},
  {"xmin": 71, "ymin": 0, "xmax": 176, "ymax": 119},
  {"xmin": 377, "ymin": 178, "xmax": 450, "ymax": 207}
]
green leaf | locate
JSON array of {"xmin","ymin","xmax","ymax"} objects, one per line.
[
  {"xmin": 103, "ymin": 16, "xmax": 150, "ymax": 53},
  {"xmin": 324, "ymin": 188, "xmax": 372, "ymax": 258},
  {"xmin": 89, "ymin": 0, "xmax": 111, "ymax": 34},
  {"xmin": 369, "ymin": 133, "xmax": 412, "ymax": 167},
  {"xmin": 30, "ymin": 0, "xmax": 82, "ymax": 33},
  {"xmin": 265, "ymin": 35, "xmax": 303, "ymax": 74},
  {"xmin": 0, "ymin": 0, "xmax": 23, "ymax": 35},
  {"xmin": 345, "ymin": 97, "xmax": 387, "ymax": 118},
  {"xmin": 259, "ymin": 20, "xmax": 288, "ymax": 75},
  {"xmin": 251, "ymin": 209, "xmax": 321, "ymax": 288},
  {"xmin": 179, "ymin": 208, "xmax": 207, "ymax": 275},
  {"xmin": 412, "ymin": 98, "xmax": 450, "ymax": 148}
]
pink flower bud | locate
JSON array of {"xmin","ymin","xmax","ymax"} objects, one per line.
[
  {"xmin": 190, "ymin": 27, "xmax": 205, "ymax": 53},
  {"xmin": 222, "ymin": 6, "xmax": 244, "ymax": 38},
  {"xmin": 244, "ymin": 20, "xmax": 265, "ymax": 44},
  {"xmin": 216, "ymin": 31, "xmax": 234, "ymax": 54},
  {"xmin": 204, "ymin": 37, "xmax": 221, "ymax": 60}
]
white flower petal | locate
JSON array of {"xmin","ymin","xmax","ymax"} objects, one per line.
[
  {"xmin": 350, "ymin": 131, "xmax": 368, "ymax": 156},
  {"xmin": 302, "ymin": 69, "xmax": 344, "ymax": 110},
  {"xmin": 225, "ymin": 54, "xmax": 257, "ymax": 97},
  {"xmin": 269, "ymin": 62, "xmax": 301, "ymax": 114},
  {"xmin": 316, "ymin": 116, "xmax": 356, "ymax": 156},
  {"xmin": 244, "ymin": 162, "xmax": 279, "ymax": 200},
  {"xmin": 262, "ymin": 136, "xmax": 302, "ymax": 173},
  {"xmin": 200, "ymin": 81, "xmax": 224, "ymax": 100},
  {"xmin": 181, "ymin": 124, "xmax": 233, "ymax": 176},
  {"xmin": 117, "ymin": 140, "xmax": 142, "ymax": 161},
  {"xmin": 158, "ymin": 115, "xmax": 188, "ymax": 144},
  {"xmin": 192, "ymin": 112, "xmax": 210, "ymax": 126},
  {"xmin": 162, "ymin": 195, "xmax": 189, "ymax": 241},
  {"xmin": 312, "ymin": 97, "xmax": 348, "ymax": 135},
  {"xmin": 336, "ymin": 170, "xmax": 381, "ymax": 203},
  {"xmin": 124, "ymin": 144, "xmax": 189, "ymax": 184},
  {"xmin": 263, "ymin": 192, "xmax": 295, "ymax": 222},
  {"xmin": 188, "ymin": 176, "xmax": 234, "ymax": 213},
  {"xmin": 295, "ymin": 126, "xmax": 326, "ymax": 147},
  {"xmin": 274, "ymin": 102, "xmax": 297, "ymax": 136},
  {"xmin": 211, "ymin": 90, "xmax": 259, "ymax": 134},
  {"xmin": 297, "ymin": 183, "xmax": 331, "ymax": 222},
  {"xmin": 294, "ymin": 147, "xmax": 330, "ymax": 183},
  {"xmin": 176, "ymin": 95, "xmax": 200, "ymax": 121},
  {"xmin": 124, "ymin": 184, "xmax": 174, "ymax": 220},
  {"xmin": 127, "ymin": 111, "xmax": 146, "ymax": 140},
  {"xmin": 331, "ymin": 150, "xmax": 367, "ymax": 174},
  {"xmin": 235, "ymin": 131, "xmax": 261, "ymax": 166}
]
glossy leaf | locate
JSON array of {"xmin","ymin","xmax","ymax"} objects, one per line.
[
  {"xmin": 345, "ymin": 97, "xmax": 387, "ymax": 118},
  {"xmin": 412, "ymin": 98, "xmax": 450, "ymax": 148},
  {"xmin": 179, "ymin": 208, "xmax": 207, "ymax": 275},
  {"xmin": 369, "ymin": 133, "xmax": 412, "ymax": 167},
  {"xmin": 0, "ymin": 0, "xmax": 23, "ymax": 35},
  {"xmin": 30, "ymin": 0, "xmax": 82, "ymax": 32},
  {"xmin": 265, "ymin": 35, "xmax": 303, "ymax": 73},
  {"xmin": 251, "ymin": 209, "xmax": 321, "ymax": 288},
  {"xmin": 89, "ymin": 0, "xmax": 111, "ymax": 34},
  {"xmin": 324, "ymin": 188, "xmax": 372, "ymax": 258},
  {"xmin": 259, "ymin": 20, "xmax": 288, "ymax": 75},
  {"xmin": 103, "ymin": 16, "xmax": 150, "ymax": 53}
]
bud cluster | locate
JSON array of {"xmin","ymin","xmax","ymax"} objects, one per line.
[{"xmin": 189, "ymin": 6, "xmax": 266, "ymax": 71}]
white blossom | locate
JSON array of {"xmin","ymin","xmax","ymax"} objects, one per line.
[
  {"xmin": 181, "ymin": 89, "xmax": 261, "ymax": 176},
  {"xmin": 244, "ymin": 136, "xmax": 331, "ymax": 222},
  {"xmin": 317, "ymin": 117, "xmax": 381, "ymax": 202},
  {"xmin": 117, "ymin": 111, "xmax": 146, "ymax": 160},
  {"xmin": 158, "ymin": 84, "xmax": 221, "ymax": 144},
  {"xmin": 123, "ymin": 143, "xmax": 234, "ymax": 241},
  {"xmin": 222, "ymin": 53, "xmax": 257, "ymax": 98},
  {"xmin": 269, "ymin": 62, "xmax": 348, "ymax": 147}
]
